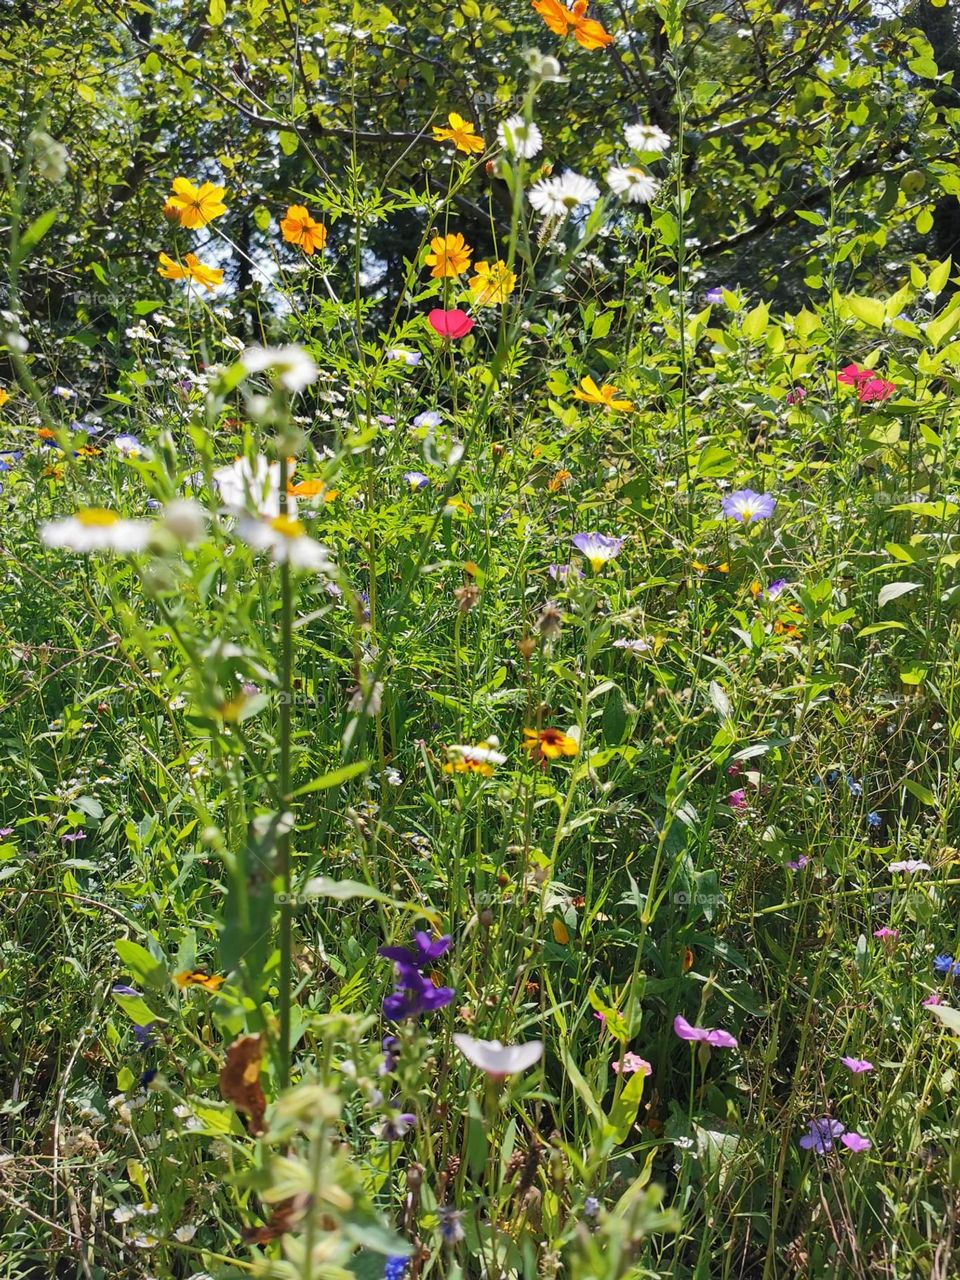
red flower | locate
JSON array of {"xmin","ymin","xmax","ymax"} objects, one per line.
[
  {"xmin": 428, "ymin": 308, "xmax": 474, "ymax": 339},
  {"xmin": 838, "ymin": 362, "xmax": 871, "ymax": 386}
]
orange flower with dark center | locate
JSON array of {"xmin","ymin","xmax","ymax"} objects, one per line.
[
  {"xmin": 174, "ymin": 970, "xmax": 225, "ymax": 992},
  {"xmin": 523, "ymin": 727, "xmax": 579, "ymax": 761}
]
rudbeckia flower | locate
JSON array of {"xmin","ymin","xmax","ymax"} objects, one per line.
[
  {"xmin": 174, "ymin": 970, "xmax": 225, "ymax": 992},
  {"xmin": 532, "ymin": 0, "xmax": 613, "ymax": 50},
  {"xmin": 237, "ymin": 514, "xmax": 332, "ymax": 571},
  {"xmin": 157, "ymin": 252, "xmax": 224, "ymax": 291},
  {"xmin": 572, "ymin": 376, "xmax": 633, "ymax": 411},
  {"xmin": 279, "ymin": 204, "xmax": 327, "ymax": 255},
  {"xmin": 425, "ymin": 232, "xmax": 472, "ymax": 278},
  {"xmin": 432, "ymin": 112, "xmax": 484, "ymax": 154},
  {"xmin": 162, "ymin": 177, "xmax": 227, "ymax": 228},
  {"xmin": 523, "ymin": 727, "xmax": 579, "ymax": 760},
  {"xmin": 571, "ymin": 531, "xmax": 624, "ymax": 571},
  {"xmin": 468, "ymin": 260, "xmax": 517, "ymax": 306},
  {"xmin": 428, "ymin": 308, "xmax": 474, "ymax": 339},
  {"xmin": 40, "ymin": 508, "xmax": 152, "ymax": 554}
]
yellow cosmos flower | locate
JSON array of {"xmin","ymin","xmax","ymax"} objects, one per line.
[
  {"xmin": 469, "ymin": 259, "xmax": 517, "ymax": 306},
  {"xmin": 280, "ymin": 204, "xmax": 328, "ymax": 255},
  {"xmin": 523, "ymin": 727, "xmax": 579, "ymax": 761},
  {"xmin": 425, "ymin": 232, "xmax": 472, "ymax": 278},
  {"xmin": 162, "ymin": 177, "xmax": 227, "ymax": 228},
  {"xmin": 0, "ymin": 388, "xmax": 8, "ymax": 410},
  {"xmin": 287, "ymin": 479, "xmax": 339, "ymax": 501},
  {"xmin": 432, "ymin": 111, "xmax": 484, "ymax": 154},
  {"xmin": 572, "ymin": 376, "xmax": 634, "ymax": 412},
  {"xmin": 157, "ymin": 252, "xmax": 224, "ymax": 291}
]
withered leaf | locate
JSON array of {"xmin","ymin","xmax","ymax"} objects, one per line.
[
  {"xmin": 241, "ymin": 1194, "xmax": 311, "ymax": 1244},
  {"xmin": 219, "ymin": 1033, "xmax": 267, "ymax": 1135}
]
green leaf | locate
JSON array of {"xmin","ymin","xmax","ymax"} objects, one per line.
[
  {"xmin": 111, "ymin": 989, "xmax": 165, "ymax": 1027},
  {"xmin": 115, "ymin": 939, "xmax": 168, "ymax": 990},
  {"xmin": 741, "ymin": 300, "xmax": 769, "ymax": 340},
  {"xmin": 301, "ymin": 877, "xmax": 395, "ymax": 905},
  {"xmin": 279, "ymin": 130, "xmax": 299, "ymax": 156},
  {"xmin": 928, "ymin": 258, "xmax": 952, "ymax": 296},
  {"xmin": 19, "ymin": 208, "xmax": 58, "ymax": 253},
  {"xmin": 928, "ymin": 1004, "xmax": 960, "ymax": 1034},
  {"xmin": 903, "ymin": 778, "xmax": 936, "ymax": 806},
  {"xmin": 292, "ymin": 760, "xmax": 369, "ymax": 796},
  {"xmin": 207, "ymin": 0, "xmax": 227, "ymax": 25},
  {"xmin": 606, "ymin": 1068, "xmax": 649, "ymax": 1144},
  {"xmin": 846, "ymin": 295, "xmax": 885, "ymax": 329},
  {"xmin": 878, "ymin": 581, "xmax": 921, "ymax": 608}
]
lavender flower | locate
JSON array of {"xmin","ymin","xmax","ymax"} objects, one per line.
[
  {"xmin": 571, "ymin": 532, "xmax": 624, "ymax": 572},
  {"xmin": 799, "ymin": 1117, "xmax": 844, "ymax": 1154},
  {"xmin": 403, "ymin": 471, "xmax": 430, "ymax": 490},
  {"xmin": 720, "ymin": 489, "xmax": 776, "ymax": 524},
  {"xmin": 841, "ymin": 1056, "xmax": 874, "ymax": 1073},
  {"xmin": 673, "ymin": 1014, "xmax": 738, "ymax": 1049},
  {"xmin": 841, "ymin": 1132, "xmax": 871, "ymax": 1153}
]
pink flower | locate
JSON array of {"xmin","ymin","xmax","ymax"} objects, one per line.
[
  {"xmin": 612, "ymin": 1052, "xmax": 651, "ymax": 1076},
  {"xmin": 786, "ymin": 386, "xmax": 806, "ymax": 405},
  {"xmin": 838, "ymin": 362, "xmax": 872, "ymax": 386},
  {"xmin": 726, "ymin": 762, "xmax": 743, "ymax": 778},
  {"xmin": 857, "ymin": 376, "xmax": 895, "ymax": 404},
  {"xmin": 673, "ymin": 1014, "xmax": 738, "ymax": 1049},
  {"xmin": 840, "ymin": 1132, "xmax": 871, "ymax": 1153},
  {"xmin": 873, "ymin": 927, "xmax": 898, "ymax": 940},
  {"xmin": 841, "ymin": 1056, "xmax": 874, "ymax": 1073},
  {"xmin": 428, "ymin": 308, "xmax": 474, "ymax": 339},
  {"xmin": 727, "ymin": 788, "xmax": 748, "ymax": 809},
  {"xmin": 923, "ymin": 992, "xmax": 942, "ymax": 1007}
]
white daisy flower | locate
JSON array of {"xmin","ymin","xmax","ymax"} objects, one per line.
[
  {"xmin": 40, "ymin": 508, "xmax": 152, "ymax": 554},
  {"xmin": 606, "ymin": 167, "xmax": 659, "ymax": 204},
  {"xmin": 453, "ymin": 1034, "xmax": 543, "ymax": 1078},
  {"xmin": 173, "ymin": 1224, "xmax": 198, "ymax": 1243},
  {"xmin": 213, "ymin": 455, "xmax": 289, "ymax": 518},
  {"xmin": 497, "ymin": 115, "xmax": 543, "ymax": 159},
  {"xmin": 528, "ymin": 172, "xmax": 600, "ymax": 217},
  {"xmin": 237, "ymin": 514, "xmax": 331, "ymax": 571},
  {"xmin": 446, "ymin": 742, "xmax": 508, "ymax": 767},
  {"xmin": 624, "ymin": 123, "xmax": 671, "ymax": 153},
  {"xmin": 241, "ymin": 344, "xmax": 317, "ymax": 393}
]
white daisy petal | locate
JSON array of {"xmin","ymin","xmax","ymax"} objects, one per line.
[
  {"xmin": 40, "ymin": 509, "xmax": 152, "ymax": 554},
  {"xmin": 497, "ymin": 114, "xmax": 543, "ymax": 160},
  {"xmin": 606, "ymin": 167, "xmax": 659, "ymax": 204}
]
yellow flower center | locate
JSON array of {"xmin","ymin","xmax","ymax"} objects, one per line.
[
  {"xmin": 269, "ymin": 515, "xmax": 306, "ymax": 539},
  {"xmin": 77, "ymin": 508, "xmax": 120, "ymax": 527}
]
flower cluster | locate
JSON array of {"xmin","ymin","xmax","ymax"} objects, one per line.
[{"xmin": 379, "ymin": 932, "xmax": 455, "ymax": 1021}]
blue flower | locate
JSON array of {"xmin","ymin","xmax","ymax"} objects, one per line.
[
  {"xmin": 384, "ymin": 1256, "xmax": 409, "ymax": 1280},
  {"xmin": 720, "ymin": 489, "xmax": 776, "ymax": 524},
  {"xmin": 933, "ymin": 954, "xmax": 960, "ymax": 978},
  {"xmin": 866, "ymin": 811, "xmax": 882, "ymax": 829},
  {"xmin": 846, "ymin": 775, "xmax": 863, "ymax": 797},
  {"xmin": 799, "ymin": 1117, "xmax": 844, "ymax": 1154}
]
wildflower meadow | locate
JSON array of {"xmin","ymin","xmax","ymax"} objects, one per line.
[{"xmin": 3, "ymin": 1, "xmax": 960, "ymax": 1277}]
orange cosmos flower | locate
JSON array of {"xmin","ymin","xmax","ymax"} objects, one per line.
[
  {"xmin": 287, "ymin": 479, "xmax": 338, "ymax": 501},
  {"xmin": 162, "ymin": 177, "xmax": 227, "ymax": 228},
  {"xmin": 548, "ymin": 469, "xmax": 573, "ymax": 492},
  {"xmin": 157, "ymin": 252, "xmax": 224, "ymax": 291},
  {"xmin": 425, "ymin": 232, "xmax": 472, "ymax": 278},
  {"xmin": 174, "ymin": 970, "xmax": 225, "ymax": 992},
  {"xmin": 280, "ymin": 204, "xmax": 327, "ymax": 255},
  {"xmin": 532, "ymin": 0, "xmax": 613, "ymax": 49},
  {"xmin": 523, "ymin": 727, "xmax": 579, "ymax": 761},
  {"xmin": 572, "ymin": 376, "xmax": 634, "ymax": 412},
  {"xmin": 432, "ymin": 112, "xmax": 484, "ymax": 154},
  {"xmin": 468, "ymin": 259, "xmax": 517, "ymax": 306}
]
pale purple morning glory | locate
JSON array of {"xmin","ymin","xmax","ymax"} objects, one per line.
[
  {"xmin": 61, "ymin": 831, "xmax": 86, "ymax": 843},
  {"xmin": 841, "ymin": 1132, "xmax": 871, "ymax": 1153},
  {"xmin": 721, "ymin": 489, "xmax": 776, "ymax": 524},
  {"xmin": 571, "ymin": 532, "xmax": 625, "ymax": 572},
  {"xmin": 889, "ymin": 860, "xmax": 931, "ymax": 874},
  {"xmin": 413, "ymin": 410, "xmax": 442, "ymax": 429},
  {"xmin": 767, "ymin": 579, "xmax": 788, "ymax": 598},
  {"xmin": 841, "ymin": 1056, "xmax": 874, "ymax": 1073},
  {"xmin": 673, "ymin": 1014, "xmax": 738, "ymax": 1049},
  {"xmin": 705, "ymin": 287, "xmax": 725, "ymax": 304},
  {"xmin": 548, "ymin": 563, "xmax": 582, "ymax": 582},
  {"xmin": 786, "ymin": 855, "xmax": 810, "ymax": 870},
  {"xmin": 403, "ymin": 471, "xmax": 430, "ymax": 490},
  {"xmin": 0, "ymin": 827, "xmax": 13, "ymax": 838},
  {"xmin": 799, "ymin": 1117, "xmax": 844, "ymax": 1154},
  {"xmin": 386, "ymin": 348, "xmax": 421, "ymax": 366}
]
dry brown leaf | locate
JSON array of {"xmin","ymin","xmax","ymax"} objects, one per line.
[{"xmin": 219, "ymin": 1033, "xmax": 267, "ymax": 1135}]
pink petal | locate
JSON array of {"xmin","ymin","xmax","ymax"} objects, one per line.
[{"xmin": 428, "ymin": 308, "xmax": 474, "ymax": 339}]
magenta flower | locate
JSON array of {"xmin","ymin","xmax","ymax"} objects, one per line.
[
  {"xmin": 923, "ymin": 992, "xmax": 942, "ymax": 1007},
  {"xmin": 673, "ymin": 1014, "xmax": 738, "ymax": 1049},
  {"xmin": 841, "ymin": 1132, "xmax": 871, "ymax": 1153},
  {"xmin": 841, "ymin": 1056, "xmax": 874, "ymax": 1073},
  {"xmin": 786, "ymin": 387, "xmax": 806, "ymax": 405},
  {"xmin": 785, "ymin": 855, "xmax": 810, "ymax": 870},
  {"xmin": 727, "ymin": 788, "xmax": 748, "ymax": 809},
  {"xmin": 857, "ymin": 377, "xmax": 896, "ymax": 404},
  {"xmin": 873, "ymin": 927, "xmax": 898, "ymax": 940},
  {"xmin": 720, "ymin": 489, "xmax": 776, "ymax": 524},
  {"xmin": 428, "ymin": 308, "xmax": 474, "ymax": 339}
]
